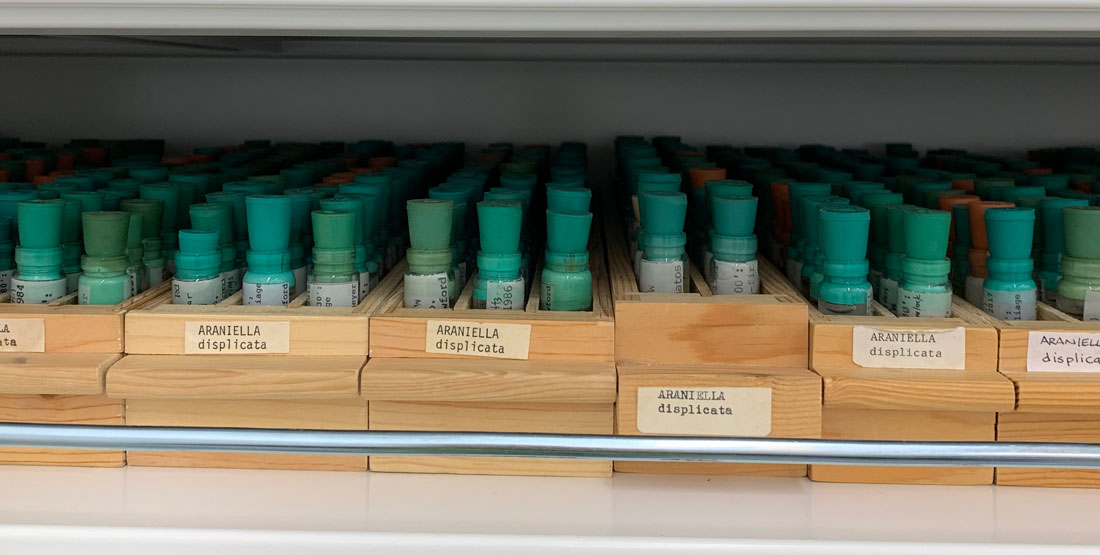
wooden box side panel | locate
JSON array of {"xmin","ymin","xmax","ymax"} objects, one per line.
[
  {"xmin": 821, "ymin": 369, "xmax": 1016, "ymax": 412},
  {"xmin": 0, "ymin": 393, "xmax": 124, "ymax": 467},
  {"xmin": 811, "ymin": 322, "xmax": 999, "ymax": 372},
  {"xmin": 0, "ymin": 312, "xmax": 124, "ymax": 353},
  {"xmin": 1003, "ymin": 371, "xmax": 1100, "ymax": 414},
  {"xmin": 124, "ymin": 311, "xmax": 369, "ymax": 356},
  {"xmin": 125, "ymin": 397, "xmax": 368, "ymax": 430},
  {"xmin": 613, "ymin": 461, "xmax": 806, "ymax": 477},
  {"xmin": 615, "ymin": 301, "xmax": 808, "ymax": 366},
  {"xmin": 0, "ymin": 353, "xmax": 120, "ymax": 396},
  {"xmin": 368, "ymin": 316, "xmax": 614, "ymax": 361},
  {"xmin": 128, "ymin": 452, "xmax": 367, "ymax": 472},
  {"xmin": 996, "ymin": 412, "xmax": 1100, "ymax": 488},
  {"xmin": 370, "ymin": 456, "xmax": 611, "ymax": 477}
]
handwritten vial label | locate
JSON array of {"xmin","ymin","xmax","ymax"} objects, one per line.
[
  {"xmin": 965, "ymin": 274, "xmax": 985, "ymax": 307},
  {"xmin": 309, "ymin": 281, "xmax": 360, "ymax": 307},
  {"xmin": 702, "ymin": 248, "xmax": 715, "ymax": 285},
  {"xmin": 852, "ymin": 325, "xmax": 966, "ymax": 370},
  {"xmin": 425, "ymin": 319, "xmax": 531, "ymax": 359},
  {"xmin": 11, "ymin": 278, "xmax": 67, "ymax": 304},
  {"xmin": 880, "ymin": 277, "xmax": 899, "ymax": 314},
  {"xmin": 485, "ymin": 278, "xmax": 524, "ymax": 311},
  {"xmin": 127, "ymin": 267, "xmax": 140, "ymax": 297},
  {"xmin": 638, "ymin": 259, "xmax": 685, "ymax": 293},
  {"xmin": 147, "ymin": 263, "xmax": 167, "ymax": 287},
  {"xmin": 404, "ymin": 272, "xmax": 450, "ymax": 309},
  {"xmin": 359, "ymin": 271, "xmax": 372, "ymax": 298},
  {"xmin": 184, "ymin": 321, "xmax": 290, "ymax": 354},
  {"xmin": 221, "ymin": 268, "xmax": 241, "ymax": 297},
  {"xmin": 65, "ymin": 272, "xmax": 80, "ymax": 294},
  {"xmin": 710, "ymin": 259, "xmax": 759, "ymax": 295},
  {"xmin": 243, "ymin": 281, "xmax": 291, "ymax": 306},
  {"xmin": 173, "ymin": 278, "xmax": 223, "ymax": 305},
  {"xmin": 0, "ymin": 318, "xmax": 45, "ymax": 352},
  {"xmin": 1083, "ymin": 290, "xmax": 1100, "ymax": 321},
  {"xmin": 984, "ymin": 288, "xmax": 1037, "ymax": 321},
  {"xmin": 897, "ymin": 288, "xmax": 952, "ymax": 318},
  {"xmin": 0, "ymin": 269, "xmax": 12, "ymax": 294},
  {"xmin": 1027, "ymin": 331, "xmax": 1100, "ymax": 372},
  {"xmin": 636, "ymin": 386, "xmax": 772, "ymax": 436}
]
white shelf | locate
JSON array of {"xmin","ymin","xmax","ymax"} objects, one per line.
[
  {"xmin": 3, "ymin": 465, "xmax": 1100, "ymax": 554},
  {"xmin": 6, "ymin": 0, "xmax": 1100, "ymax": 37}
]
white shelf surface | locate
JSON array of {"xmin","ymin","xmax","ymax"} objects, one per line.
[
  {"xmin": 7, "ymin": 0, "xmax": 1100, "ymax": 36},
  {"xmin": 3, "ymin": 465, "xmax": 1100, "ymax": 554}
]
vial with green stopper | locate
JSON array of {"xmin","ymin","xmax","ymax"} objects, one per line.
[
  {"xmin": 786, "ymin": 182, "xmax": 832, "ymax": 286},
  {"xmin": 124, "ymin": 214, "xmax": 144, "ymax": 296},
  {"xmin": 308, "ymin": 210, "xmax": 360, "ymax": 307},
  {"xmin": 337, "ymin": 184, "xmax": 385, "ymax": 292},
  {"xmin": 171, "ymin": 229, "xmax": 222, "ymax": 305},
  {"xmin": 541, "ymin": 209, "xmax": 593, "ymax": 311},
  {"xmin": 1038, "ymin": 198, "xmax": 1088, "ymax": 304},
  {"xmin": 474, "ymin": 200, "xmax": 524, "ymax": 310},
  {"xmin": 242, "ymin": 195, "xmax": 295, "ymax": 306},
  {"xmin": 11, "ymin": 200, "xmax": 66, "ymax": 303},
  {"xmin": 121, "ymin": 198, "xmax": 167, "ymax": 288},
  {"xmin": 897, "ymin": 208, "xmax": 953, "ymax": 318},
  {"xmin": 817, "ymin": 205, "xmax": 873, "ymax": 315},
  {"xmin": 637, "ymin": 191, "xmax": 687, "ymax": 293},
  {"xmin": 404, "ymin": 199, "xmax": 455, "ymax": 309},
  {"xmin": 78, "ymin": 211, "xmax": 131, "ymax": 305},
  {"xmin": 707, "ymin": 194, "xmax": 759, "ymax": 294},
  {"xmin": 860, "ymin": 191, "xmax": 903, "ymax": 298},
  {"xmin": 0, "ymin": 217, "xmax": 12, "ymax": 292},
  {"xmin": 206, "ymin": 191, "xmax": 249, "ymax": 275},
  {"xmin": 1057, "ymin": 206, "xmax": 1100, "ymax": 318},
  {"xmin": 285, "ymin": 189, "xmax": 313, "ymax": 298},
  {"xmin": 140, "ymin": 183, "xmax": 180, "ymax": 274},
  {"xmin": 983, "ymin": 207, "xmax": 1037, "ymax": 320},
  {"xmin": 190, "ymin": 202, "xmax": 237, "ymax": 298}
]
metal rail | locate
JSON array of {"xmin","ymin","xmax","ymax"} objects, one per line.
[{"xmin": 1, "ymin": 422, "xmax": 1099, "ymax": 468}]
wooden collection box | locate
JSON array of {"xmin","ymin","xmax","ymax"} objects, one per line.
[
  {"xmin": 363, "ymin": 230, "xmax": 616, "ymax": 477},
  {"xmin": 106, "ymin": 274, "xmax": 390, "ymax": 471},
  {"xmin": 0, "ymin": 282, "xmax": 167, "ymax": 466},
  {"xmin": 995, "ymin": 302, "xmax": 1100, "ymax": 488},
  {"xmin": 605, "ymin": 210, "xmax": 819, "ymax": 477},
  {"xmin": 805, "ymin": 291, "xmax": 1013, "ymax": 485}
]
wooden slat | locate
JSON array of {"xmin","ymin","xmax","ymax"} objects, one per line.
[
  {"xmin": 0, "ymin": 393, "xmax": 124, "ymax": 467},
  {"xmin": 996, "ymin": 412, "xmax": 1100, "ymax": 488},
  {"xmin": 126, "ymin": 397, "xmax": 367, "ymax": 429},
  {"xmin": 0, "ymin": 353, "xmax": 120, "ymax": 395},
  {"xmin": 1002, "ymin": 370, "xmax": 1100, "ymax": 414},
  {"xmin": 820, "ymin": 367, "xmax": 1015, "ymax": 412},
  {"xmin": 810, "ymin": 319, "xmax": 999, "ymax": 372}
]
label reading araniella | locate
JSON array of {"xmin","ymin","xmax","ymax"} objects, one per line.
[
  {"xmin": 0, "ymin": 318, "xmax": 45, "ymax": 352},
  {"xmin": 1027, "ymin": 331, "xmax": 1100, "ymax": 372},
  {"xmin": 172, "ymin": 278, "xmax": 223, "ymax": 305},
  {"xmin": 984, "ymin": 288, "xmax": 1037, "ymax": 321},
  {"xmin": 486, "ymin": 278, "xmax": 524, "ymax": 310},
  {"xmin": 638, "ymin": 258, "xmax": 685, "ymax": 293},
  {"xmin": 243, "ymin": 281, "xmax": 291, "ymax": 306},
  {"xmin": 425, "ymin": 319, "xmax": 531, "ymax": 359},
  {"xmin": 1083, "ymin": 290, "xmax": 1100, "ymax": 321},
  {"xmin": 404, "ymin": 272, "xmax": 450, "ymax": 309},
  {"xmin": 897, "ymin": 287, "xmax": 952, "ymax": 318},
  {"xmin": 309, "ymin": 281, "xmax": 360, "ymax": 307},
  {"xmin": 852, "ymin": 325, "xmax": 966, "ymax": 370},
  {"xmin": 635, "ymin": 386, "xmax": 772, "ymax": 436},
  {"xmin": 710, "ymin": 259, "xmax": 759, "ymax": 295},
  {"xmin": 184, "ymin": 321, "xmax": 290, "ymax": 354}
]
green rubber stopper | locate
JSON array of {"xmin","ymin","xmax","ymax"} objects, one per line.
[
  {"xmin": 1063, "ymin": 206, "xmax": 1100, "ymax": 259},
  {"xmin": 912, "ymin": 182, "xmax": 952, "ymax": 208},
  {"xmin": 886, "ymin": 205, "xmax": 917, "ymax": 254},
  {"xmin": 81, "ymin": 211, "xmax": 130, "ymax": 257},
  {"xmin": 189, "ymin": 203, "xmax": 234, "ymax": 247},
  {"xmin": 223, "ymin": 181, "xmax": 267, "ymax": 196},
  {"xmin": 126, "ymin": 214, "xmax": 143, "ymax": 250},
  {"xmin": 285, "ymin": 189, "xmax": 313, "ymax": 241},
  {"xmin": 101, "ymin": 189, "xmax": 135, "ymax": 211},
  {"xmin": 245, "ymin": 195, "xmax": 292, "ymax": 252},
  {"xmin": 1040, "ymin": 197, "xmax": 1089, "ymax": 256},
  {"xmin": 477, "ymin": 200, "xmax": 522, "ymax": 254},
  {"xmin": 903, "ymin": 207, "xmax": 951, "ymax": 260},
  {"xmin": 639, "ymin": 191, "xmax": 687, "ymax": 235},
  {"xmin": 120, "ymin": 198, "xmax": 165, "ymax": 240},
  {"xmin": 178, "ymin": 229, "xmax": 219, "ymax": 253},
  {"xmin": 546, "ymin": 209, "xmax": 593, "ymax": 254},
  {"xmin": 169, "ymin": 173, "xmax": 212, "ymax": 201},
  {"xmin": 61, "ymin": 191, "xmax": 105, "ymax": 214},
  {"xmin": 975, "ymin": 178, "xmax": 1015, "ymax": 200},
  {"xmin": 952, "ymin": 204, "xmax": 973, "ymax": 245},
  {"xmin": 985, "ymin": 207, "xmax": 1036, "ymax": 260},
  {"xmin": 59, "ymin": 199, "xmax": 81, "ymax": 243},
  {"xmin": 501, "ymin": 174, "xmax": 537, "ymax": 191},
  {"xmin": 281, "ymin": 168, "xmax": 317, "ymax": 189},
  {"xmin": 205, "ymin": 191, "xmax": 247, "ymax": 242},
  {"xmin": 547, "ymin": 186, "xmax": 592, "ymax": 213},
  {"xmin": 320, "ymin": 197, "xmax": 364, "ymax": 245},
  {"xmin": 711, "ymin": 195, "xmax": 758, "ymax": 237},
  {"xmin": 1002, "ymin": 186, "xmax": 1046, "ymax": 205},
  {"xmin": 407, "ymin": 199, "xmax": 453, "ymax": 250},
  {"xmin": 860, "ymin": 192, "xmax": 903, "ymax": 245},
  {"xmin": 140, "ymin": 183, "xmax": 180, "ymax": 231},
  {"xmin": 820, "ymin": 205, "xmax": 869, "ymax": 262},
  {"xmin": 17, "ymin": 200, "xmax": 64, "ymax": 248},
  {"xmin": 130, "ymin": 167, "xmax": 169, "ymax": 183},
  {"xmin": 787, "ymin": 183, "xmax": 832, "ymax": 239},
  {"xmin": 311, "ymin": 210, "xmax": 356, "ymax": 250},
  {"xmin": 1031, "ymin": 173, "xmax": 1071, "ymax": 192}
]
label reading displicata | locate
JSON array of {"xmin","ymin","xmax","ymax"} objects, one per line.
[
  {"xmin": 1027, "ymin": 331, "xmax": 1100, "ymax": 372},
  {"xmin": 425, "ymin": 319, "xmax": 531, "ymax": 359},
  {"xmin": 984, "ymin": 288, "xmax": 1037, "ymax": 321},
  {"xmin": 879, "ymin": 277, "xmax": 899, "ymax": 314},
  {"xmin": 897, "ymin": 287, "xmax": 952, "ymax": 318},
  {"xmin": 710, "ymin": 259, "xmax": 759, "ymax": 295},
  {"xmin": 852, "ymin": 325, "xmax": 967, "ymax": 370},
  {"xmin": 0, "ymin": 318, "xmax": 45, "ymax": 352},
  {"xmin": 11, "ymin": 278, "xmax": 67, "ymax": 304},
  {"xmin": 173, "ymin": 278, "xmax": 223, "ymax": 305},
  {"xmin": 636, "ymin": 386, "xmax": 772, "ymax": 436},
  {"xmin": 638, "ymin": 259, "xmax": 685, "ymax": 293},
  {"xmin": 309, "ymin": 281, "xmax": 359, "ymax": 307},
  {"xmin": 292, "ymin": 266, "xmax": 307, "ymax": 297},
  {"xmin": 0, "ymin": 269, "xmax": 12, "ymax": 294},
  {"xmin": 485, "ymin": 278, "xmax": 524, "ymax": 311},
  {"xmin": 184, "ymin": 321, "xmax": 290, "ymax": 354},
  {"xmin": 243, "ymin": 281, "xmax": 291, "ymax": 306},
  {"xmin": 1083, "ymin": 290, "xmax": 1100, "ymax": 321},
  {"xmin": 404, "ymin": 272, "xmax": 450, "ymax": 309}
]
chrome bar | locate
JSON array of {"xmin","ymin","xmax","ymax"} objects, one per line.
[{"xmin": 1, "ymin": 422, "xmax": 1099, "ymax": 468}]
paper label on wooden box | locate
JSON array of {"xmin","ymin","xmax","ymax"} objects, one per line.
[
  {"xmin": 851, "ymin": 326, "xmax": 966, "ymax": 370},
  {"xmin": 1027, "ymin": 331, "xmax": 1100, "ymax": 372},
  {"xmin": 425, "ymin": 320, "xmax": 531, "ymax": 360},
  {"xmin": 184, "ymin": 321, "xmax": 290, "ymax": 354},
  {"xmin": 0, "ymin": 319, "xmax": 45, "ymax": 352},
  {"xmin": 636, "ymin": 386, "xmax": 772, "ymax": 437}
]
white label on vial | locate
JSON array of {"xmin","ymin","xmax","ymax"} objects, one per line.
[
  {"xmin": 309, "ymin": 281, "xmax": 360, "ymax": 307},
  {"xmin": 702, "ymin": 248, "xmax": 715, "ymax": 285},
  {"xmin": 455, "ymin": 261, "xmax": 467, "ymax": 291},
  {"xmin": 638, "ymin": 259, "xmax": 685, "ymax": 293},
  {"xmin": 425, "ymin": 319, "xmax": 531, "ymax": 359},
  {"xmin": 984, "ymin": 288, "xmax": 1037, "ymax": 321},
  {"xmin": 11, "ymin": 278, "xmax": 67, "ymax": 304},
  {"xmin": 173, "ymin": 278, "xmax": 223, "ymax": 305},
  {"xmin": 633, "ymin": 248, "xmax": 643, "ymax": 276},
  {"xmin": 636, "ymin": 386, "xmax": 772, "ymax": 437},
  {"xmin": 127, "ymin": 267, "xmax": 140, "ymax": 297},
  {"xmin": 965, "ymin": 274, "xmax": 985, "ymax": 307},
  {"xmin": 65, "ymin": 272, "xmax": 80, "ymax": 294},
  {"xmin": 880, "ymin": 277, "xmax": 899, "ymax": 314},
  {"xmin": 147, "ymin": 263, "xmax": 167, "ymax": 287},
  {"xmin": 486, "ymin": 278, "xmax": 525, "ymax": 310},
  {"xmin": 0, "ymin": 270, "xmax": 11, "ymax": 294},
  {"xmin": 385, "ymin": 243, "xmax": 397, "ymax": 271},
  {"xmin": 243, "ymin": 281, "xmax": 291, "ymax": 306},
  {"xmin": 359, "ymin": 271, "xmax": 372, "ymax": 297},
  {"xmin": 711, "ymin": 259, "xmax": 759, "ymax": 295},
  {"xmin": 1083, "ymin": 290, "xmax": 1100, "ymax": 321},
  {"xmin": 292, "ymin": 266, "xmax": 307, "ymax": 297},
  {"xmin": 852, "ymin": 325, "xmax": 967, "ymax": 370},
  {"xmin": 184, "ymin": 321, "xmax": 290, "ymax": 354},
  {"xmin": 788, "ymin": 260, "xmax": 803, "ymax": 286},
  {"xmin": 897, "ymin": 287, "xmax": 953, "ymax": 318},
  {"xmin": 868, "ymin": 268, "xmax": 882, "ymax": 294},
  {"xmin": 78, "ymin": 280, "xmax": 128, "ymax": 305},
  {"xmin": 0, "ymin": 318, "xmax": 45, "ymax": 352},
  {"xmin": 404, "ymin": 272, "xmax": 450, "ymax": 309},
  {"xmin": 221, "ymin": 268, "xmax": 241, "ymax": 297}
]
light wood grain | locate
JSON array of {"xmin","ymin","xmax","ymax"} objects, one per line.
[
  {"xmin": 126, "ymin": 397, "xmax": 368, "ymax": 429},
  {"xmin": 0, "ymin": 448, "xmax": 124, "ymax": 467},
  {"xmin": 363, "ymin": 358, "xmax": 615, "ymax": 403},
  {"xmin": 0, "ymin": 393, "xmax": 124, "ymax": 467},
  {"xmin": 613, "ymin": 461, "xmax": 806, "ymax": 476},
  {"xmin": 127, "ymin": 451, "xmax": 366, "ymax": 472},
  {"xmin": 0, "ymin": 353, "xmax": 120, "ymax": 395},
  {"xmin": 810, "ymin": 407, "xmax": 995, "ymax": 485},
  {"xmin": 107, "ymin": 355, "xmax": 364, "ymax": 400},
  {"xmin": 998, "ymin": 322, "xmax": 1100, "ymax": 372},
  {"xmin": 820, "ymin": 367, "xmax": 1015, "ymax": 412},
  {"xmin": 996, "ymin": 412, "xmax": 1100, "ymax": 487},
  {"xmin": 810, "ymin": 319, "xmax": 999, "ymax": 372},
  {"xmin": 371, "ymin": 456, "xmax": 610, "ymax": 477},
  {"xmin": 1002, "ymin": 370, "xmax": 1100, "ymax": 414}
]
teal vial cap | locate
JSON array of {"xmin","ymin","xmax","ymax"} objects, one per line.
[
  {"xmin": 205, "ymin": 191, "xmax": 247, "ymax": 241},
  {"xmin": 60, "ymin": 190, "xmax": 105, "ymax": 214},
  {"xmin": 120, "ymin": 198, "xmax": 165, "ymax": 240},
  {"xmin": 17, "ymin": 199, "xmax": 65, "ymax": 248},
  {"xmin": 245, "ymin": 195, "xmax": 293, "ymax": 252},
  {"xmin": 407, "ymin": 199, "xmax": 453, "ymax": 250},
  {"xmin": 311, "ymin": 210, "xmax": 356, "ymax": 250},
  {"xmin": 320, "ymin": 197, "xmax": 365, "ymax": 246},
  {"xmin": 546, "ymin": 186, "xmax": 592, "ymax": 214},
  {"xmin": 81, "ymin": 211, "xmax": 130, "ymax": 258},
  {"xmin": 477, "ymin": 200, "xmax": 522, "ymax": 254},
  {"xmin": 985, "ymin": 207, "xmax": 1035, "ymax": 260},
  {"xmin": 952, "ymin": 203, "xmax": 973, "ymax": 245},
  {"xmin": 639, "ymin": 191, "xmax": 687, "ymax": 235},
  {"xmin": 1063, "ymin": 205, "xmax": 1100, "ymax": 260},
  {"xmin": 1040, "ymin": 197, "xmax": 1089, "ymax": 256},
  {"xmin": 139, "ymin": 183, "xmax": 180, "ymax": 231},
  {"xmin": 546, "ymin": 209, "xmax": 593, "ymax": 254},
  {"xmin": 189, "ymin": 202, "xmax": 234, "ymax": 247},
  {"xmin": 820, "ymin": 205, "xmax": 870, "ymax": 263},
  {"xmin": 902, "ymin": 207, "xmax": 951, "ymax": 261},
  {"xmin": 711, "ymin": 195, "xmax": 758, "ymax": 238}
]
